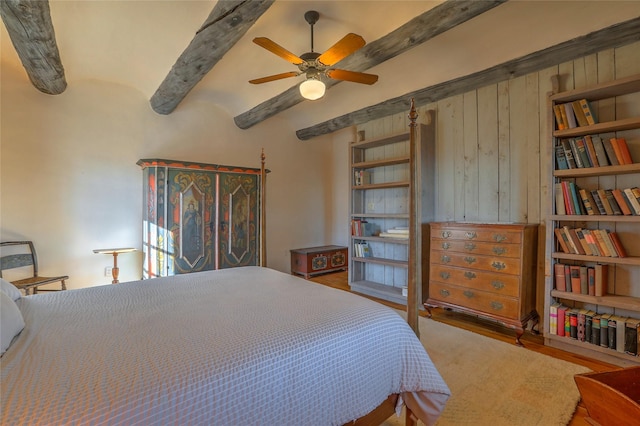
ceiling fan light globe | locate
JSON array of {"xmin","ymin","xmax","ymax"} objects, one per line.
[{"xmin": 299, "ymin": 79, "xmax": 325, "ymax": 100}]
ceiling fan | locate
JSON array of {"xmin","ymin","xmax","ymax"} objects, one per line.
[{"xmin": 249, "ymin": 10, "xmax": 378, "ymax": 100}]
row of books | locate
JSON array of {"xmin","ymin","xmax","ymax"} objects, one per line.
[
  {"xmin": 553, "ymin": 263, "xmax": 607, "ymax": 296},
  {"xmin": 555, "ymin": 181, "xmax": 640, "ymax": 216},
  {"xmin": 351, "ymin": 219, "xmax": 375, "ymax": 237},
  {"xmin": 379, "ymin": 227, "xmax": 409, "ymax": 239},
  {"xmin": 353, "ymin": 241, "xmax": 372, "ymax": 258},
  {"xmin": 550, "ymin": 303, "xmax": 640, "ymax": 356},
  {"xmin": 353, "ymin": 170, "xmax": 371, "ymax": 186},
  {"xmin": 553, "ymin": 98, "xmax": 597, "ymax": 130},
  {"xmin": 555, "ymin": 135, "xmax": 634, "ymax": 170},
  {"xmin": 554, "ymin": 226, "xmax": 627, "ymax": 258}
]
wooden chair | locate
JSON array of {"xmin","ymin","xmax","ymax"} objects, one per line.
[{"xmin": 0, "ymin": 241, "xmax": 68, "ymax": 295}]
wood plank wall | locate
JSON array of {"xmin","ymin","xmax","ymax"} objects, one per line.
[{"xmin": 356, "ymin": 40, "xmax": 640, "ymax": 328}]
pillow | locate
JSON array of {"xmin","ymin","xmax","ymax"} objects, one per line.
[
  {"xmin": 1, "ymin": 278, "xmax": 22, "ymax": 301},
  {"xmin": 1, "ymin": 291, "xmax": 25, "ymax": 355}
]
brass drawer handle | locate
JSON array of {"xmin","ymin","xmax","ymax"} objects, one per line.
[
  {"xmin": 441, "ymin": 255, "xmax": 451, "ymax": 263},
  {"xmin": 464, "ymin": 256, "xmax": 476, "ymax": 264},
  {"xmin": 491, "ymin": 280, "xmax": 505, "ymax": 290},
  {"xmin": 441, "ymin": 231, "xmax": 452, "ymax": 239},
  {"xmin": 493, "ymin": 234, "xmax": 507, "ymax": 243},
  {"xmin": 440, "ymin": 289, "xmax": 450, "ymax": 297},
  {"xmin": 464, "ymin": 243, "xmax": 476, "ymax": 251},
  {"xmin": 440, "ymin": 271, "xmax": 450, "ymax": 280},
  {"xmin": 490, "ymin": 301, "xmax": 504, "ymax": 311},
  {"xmin": 465, "ymin": 231, "xmax": 477, "ymax": 240},
  {"xmin": 493, "ymin": 247, "xmax": 506, "ymax": 255},
  {"xmin": 464, "ymin": 271, "xmax": 476, "ymax": 280},
  {"xmin": 463, "ymin": 290, "xmax": 474, "ymax": 298},
  {"xmin": 491, "ymin": 261, "xmax": 506, "ymax": 271},
  {"xmin": 441, "ymin": 242, "xmax": 450, "ymax": 250}
]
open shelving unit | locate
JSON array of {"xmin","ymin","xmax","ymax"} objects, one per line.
[{"xmin": 545, "ymin": 73, "xmax": 640, "ymax": 366}]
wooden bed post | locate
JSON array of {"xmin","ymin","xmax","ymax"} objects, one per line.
[
  {"xmin": 260, "ymin": 149, "xmax": 267, "ymax": 267},
  {"xmin": 407, "ymin": 99, "xmax": 419, "ymax": 336}
]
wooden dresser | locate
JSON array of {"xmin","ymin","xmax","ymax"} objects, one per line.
[
  {"xmin": 427, "ymin": 222, "xmax": 538, "ymax": 345},
  {"xmin": 290, "ymin": 245, "xmax": 348, "ymax": 279}
]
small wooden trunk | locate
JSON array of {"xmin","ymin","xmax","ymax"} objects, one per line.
[
  {"xmin": 574, "ymin": 366, "xmax": 640, "ymax": 426},
  {"xmin": 290, "ymin": 245, "xmax": 348, "ymax": 279}
]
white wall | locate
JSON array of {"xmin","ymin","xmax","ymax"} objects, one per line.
[{"xmin": 1, "ymin": 65, "xmax": 337, "ymax": 288}]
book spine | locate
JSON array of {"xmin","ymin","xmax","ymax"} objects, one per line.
[
  {"xmin": 602, "ymin": 138, "xmax": 620, "ymax": 166},
  {"xmin": 624, "ymin": 187, "xmax": 640, "ymax": 215},
  {"xmin": 612, "ymin": 189, "xmax": 632, "ymax": 215},
  {"xmin": 604, "ymin": 189, "xmax": 623, "ymax": 215},
  {"xmin": 594, "ymin": 264, "xmax": 608, "ymax": 296},
  {"xmin": 579, "ymin": 99, "xmax": 597, "ymax": 125},
  {"xmin": 587, "ymin": 267, "xmax": 595, "ymax": 296},
  {"xmin": 554, "ymin": 263, "xmax": 567, "ymax": 291},
  {"xmin": 583, "ymin": 135, "xmax": 599, "ymax": 167},
  {"xmin": 561, "ymin": 139, "xmax": 577, "ymax": 169},
  {"xmin": 591, "ymin": 135, "xmax": 610, "ymax": 166}
]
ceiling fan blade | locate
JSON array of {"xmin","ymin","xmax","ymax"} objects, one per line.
[
  {"xmin": 317, "ymin": 33, "xmax": 366, "ymax": 66},
  {"xmin": 249, "ymin": 71, "xmax": 299, "ymax": 84},
  {"xmin": 326, "ymin": 69, "xmax": 378, "ymax": 85},
  {"xmin": 253, "ymin": 37, "xmax": 305, "ymax": 65}
]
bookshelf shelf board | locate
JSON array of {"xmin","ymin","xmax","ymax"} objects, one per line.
[
  {"xmin": 551, "ymin": 290, "xmax": 640, "ymax": 311},
  {"xmin": 352, "ymin": 181, "xmax": 410, "ymax": 190},
  {"xmin": 351, "ymin": 213, "xmax": 409, "ymax": 219},
  {"xmin": 351, "ymin": 235, "xmax": 409, "ymax": 245},
  {"xmin": 349, "ymin": 280, "xmax": 406, "ymax": 305},
  {"xmin": 551, "ymin": 252, "xmax": 640, "ymax": 266},
  {"xmin": 553, "ymin": 116, "xmax": 640, "ymax": 138},
  {"xmin": 351, "ymin": 257, "xmax": 408, "ymax": 267},
  {"xmin": 550, "ymin": 73, "xmax": 640, "ymax": 103},
  {"xmin": 545, "ymin": 334, "xmax": 640, "ymax": 365},
  {"xmin": 551, "ymin": 215, "xmax": 640, "ymax": 223},
  {"xmin": 353, "ymin": 156, "xmax": 410, "ymax": 169},
  {"xmin": 554, "ymin": 163, "xmax": 640, "ymax": 178},
  {"xmin": 351, "ymin": 132, "xmax": 409, "ymax": 149}
]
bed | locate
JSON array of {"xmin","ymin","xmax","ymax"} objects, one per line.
[{"xmin": 1, "ymin": 266, "xmax": 450, "ymax": 425}]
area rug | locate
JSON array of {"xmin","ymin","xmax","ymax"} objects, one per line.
[{"xmin": 383, "ymin": 313, "xmax": 591, "ymax": 426}]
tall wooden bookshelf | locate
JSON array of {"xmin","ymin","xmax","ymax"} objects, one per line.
[
  {"xmin": 545, "ymin": 74, "xmax": 640, "ymax": 366},
  {"xmin": 349, "ymin": 110, "xmax": 435, "ymax": 305}
]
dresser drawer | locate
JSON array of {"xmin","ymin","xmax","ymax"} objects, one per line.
[
  {"xmin": 430, "ymin": 239, "xmax": 521, "ymax": 258},
  {"xmin": 432, "ymin": 226, "xmax": 523, "ymax": 244},
  {"xmin": 429, "ymin": 264, "xmax": 520, "ymax": 298},
  {"xmin": 429, "ymin": 282, "xmax": 520, "ymax": 320},
  {"xmin": 431, "ymin": 250, "xmax": 522, "ymax": 275}
]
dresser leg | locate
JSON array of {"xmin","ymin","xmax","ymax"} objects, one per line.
[
  {"xmin": 515, "ymin": 328, "xmax": 525, "ymax": 347},
  {"xmin": 423, "ymin": 303, "xmax": 433, "ymax": 318}
]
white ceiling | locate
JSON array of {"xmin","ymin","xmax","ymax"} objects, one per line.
[{"xmin": 2, "ymin": 1, "xmax": 639, "ymax": 131}]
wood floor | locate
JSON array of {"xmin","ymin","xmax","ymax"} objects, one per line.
[{"xmin": 307, "ymin": 271, "xmax": 618, "ymax": 426}]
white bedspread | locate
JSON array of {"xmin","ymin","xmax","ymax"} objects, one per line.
[{"xmin": 1, "ymin": 266, "xmax": 449, "ymax": 425}]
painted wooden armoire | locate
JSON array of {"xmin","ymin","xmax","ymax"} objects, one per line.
[{"xmin": 137, "ymin": 159, "xmax": 264, "ymax": 278}]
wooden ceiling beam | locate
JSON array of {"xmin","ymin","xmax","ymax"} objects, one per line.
[
  {"xmin": 233, "ymin": 0, "xmax": 507, "ymax": 130},
  {"xmin": 0, "ymin": 0, "xmax": 66, "ymax": 94},
  {"xmin": 296, "ymin": 16, "xmax": 640, "ymax": 141},
  {"xmin": 150, "ymin": 0, "xmax": 274, "ymax": 115}
]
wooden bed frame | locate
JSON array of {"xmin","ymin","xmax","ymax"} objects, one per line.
[{"xmin": 260, "ymin": 101, "xmax": 422, "ymax": 426}]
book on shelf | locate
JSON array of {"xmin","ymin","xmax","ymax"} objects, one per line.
[
  {"xmin": 616, "ymin": 316, "xmax": 627, "ymax": 353},
  {"xmin": 553, "ymin": 105, "xmax": 566, "ymax": 130},
  {"xmin": 624, "ymin": 318, "xmax": 640, "ymax": 356},
  {"xmin": 564, "ymin": 264, "xmax": 572, "ymax": 292},
  {"xmin": 607, "ymin": 315, "xmax": 617, "ymax": 350},
  {"xmin": 583, "ymin": 135, "xmax": 599, "ymax": 167},
  {"xmin": 557, "ymin": 305, "xmax": 568, "ymax": 336},
  {"xmin": 569, "ymin": 265, "xmax": 582, "ymax": 294},
  {"xmin": 571, "ymin": 101, "xmax": 590, "ymax": 127},
  {"xmin": 577, "ymin": 309, "xmax": 588, "ymax": 342},
  {"xmin": 379, "ymin": 227, "xmax": 409, "ymax": 239},
  {"xmin": 569, "ymin": 309, "xmax": 579, "ymax": 339},
  {"xmin": 587, "ymin": 267, "xmax": 595, "ymax": 296},
  {"xmin": 596, "ymin": 189, "xmax": 615, "ymax": 215},
  {"xmin": 549, "ymin": 302, "xmax": 561, "ymax": 335},
  {"xmin": 353, "ymin": 241, "xmax": 372, "ymax": 258},
  {"xmin": 563, "ymin": 226, "xmax": 584, "ymax": 255},
  {"xmin": 579, "ymin": 266, "xmax": 589, "ymax": 295},
  {"xmin": 611, "ymin": 189, "xmax": 633, "ymax": 216},
  {"xmin": 591, "ymin": 314, "xmax": 601, "ymax": 346},
  {"xmin": 602, "ymin": 137, "xmax": 620, "ymax": 166},
  {"xmin": 604, "ymin": 189, "xmax": 623, "ymax": 215},
  {"xmin": 574, "ymin": 137, "xmax": 592, "ymax": 168},
  {"xmin": 600, "ymin": 313, "xmax": 611, "ymax": 348},
  {"xmin": 561, "ymin": 139, "xmax": 577, "ymax": 169},
  {"xmin": 554, "ymin": 228, "xmax": 571, "ymax": 254},
  {"xmin": 590, "ymin": 190, "xmax": 608, "ymax": 215},
  {"xmin": 555, "ymin": 183, "xmax": 566, "ymax": 215},
  {"xmin": 352, "ymin": 219, "xmax": 375, "ymax": 237},
  {"xmin": 615, "ymin": 137, "xmax": 633, "ymax": 164},
  {"xmin": 563, "ymin": 103, "xmax": 578, "ymax": 129},
  {"xmin": 594, "ymin": 264, "xmax": 608, "ymax": 296},
  {"xmin": 578, "ymin": 189, "xmax": 599, "ymax": 216},
  {"xmin": 570, "ymin": 138, "xmax": 585, "ymax": 168},
  {"xmin": 555, "ymin": 143, "xmax": 569, "ymax": 170},
  {"xmin": 575, "ymin": 229, "xmax": 592, "ymax": 256},
  {"xmin": 560, "ymin": 181, "xmax": 574, "ymax": 215},
  {"xmin": 608, "ymin": 232, "xmax": 627, "ymax": 258},
  {"xmin": 570, "ymin": 183, "xmax": 585, "ymax": 215},
  {"xmin": 565, "ymin": 309, "xmax": 572, "ymax": 337},
  {"xmin": 591, "ymin": 135, "xmax": 610, "ymax": 166},
  {"xmin": 585, "ymin": 311, "xmax": 594, "ymax": 344},
  {"xmin": 624, "ymin": 187, "xmax": 640, "ymax": 215},
  {"xmin": 583, "ymin": 230, "xmax": 602, "ymax": 256},
  {"xmin": 554, "ymin": 263, "xmax": 567, "ymax": 291},
  {"xmin": 578, "ymin": 99, "xmax": 597, "ymax": 125}
]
